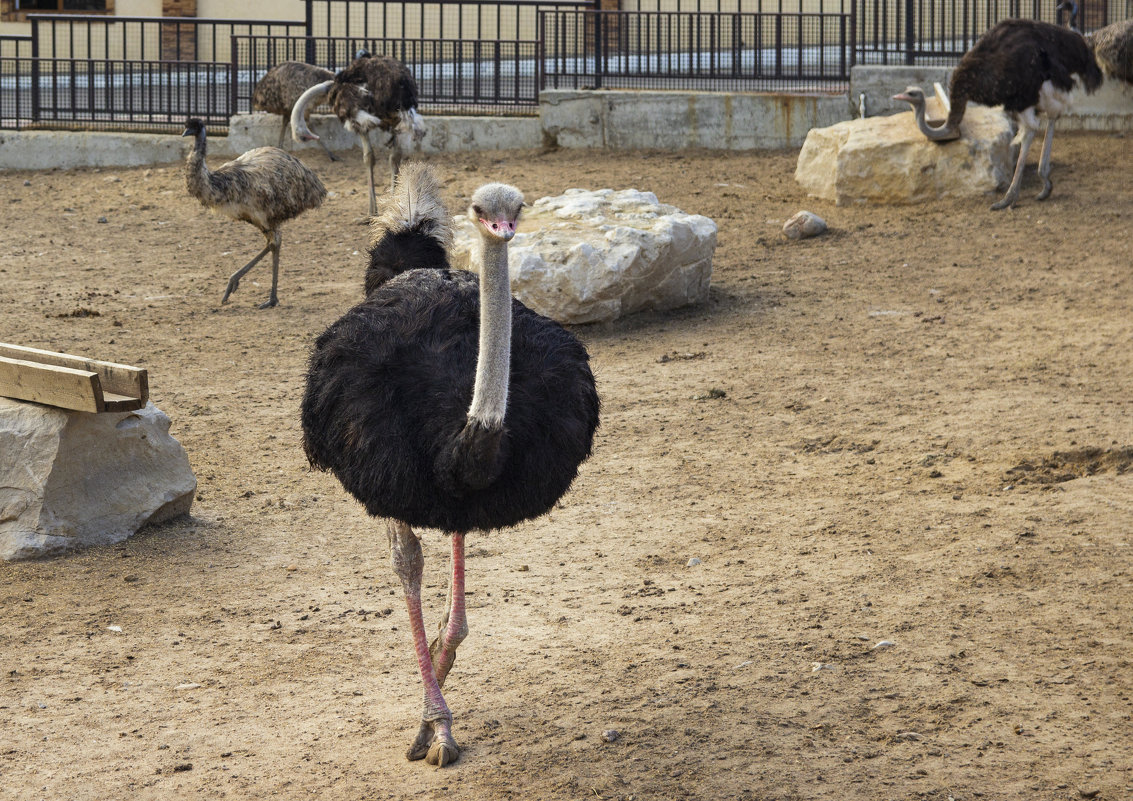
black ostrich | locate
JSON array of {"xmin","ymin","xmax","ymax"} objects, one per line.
[
  {"xmin": 182, "ymin": 118, "xmax": 326, "ymax": 308},
  {"xmin": 290, "ymin": 52, "xmax": 426, "ymax": 216},
  {"xmin": 301, "ymin": 164, "xmax": 600, "ymax": 766},
  {"xmin": 251, "ymin": 61, "xmax": 340, "ymax": 161},
  {"xmin": 893, "ymin": 18, "xmax": 1102, "ymax": 210}
]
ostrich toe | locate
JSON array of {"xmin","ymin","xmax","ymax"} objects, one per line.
[
  {"xmin": 258, "ymin": 296, "xmax": 279, "ymax": 309},
  {"xmin": 1036, "ymin": 177, "xmax": 1053, "ymax": 201},
  {"xmin": 406, "ymin": 719, "xmax": 460, "ymax": 766}
]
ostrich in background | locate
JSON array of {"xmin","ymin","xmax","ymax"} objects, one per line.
[
  {"xmin": 893, "ymin": 18, "xmax": 1101, "ymax": 210},
  {"xmin": 1060, "ymin": 1, "xmax": 1133, "ymax": 85},
  {"xmin": 251, "ymin": 61, "xmax": 340, "ymax": 162},
  {"xmin": 1089, "ymin": 19, "xmax": 1133, "ymax": 85},
  {"xmin": 182, "ymin": 118, "xmax": 326, "ymax": 308},
  {"xmin": 291, "ymin": 52, "xmax": 427, "ymax": 217},
  {"xmin": 301, "ymin": 164, "xmax": 599, "ymax": 766}
]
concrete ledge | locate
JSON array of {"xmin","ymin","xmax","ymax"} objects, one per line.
[
  {"xmin": 541, "ymin": 89, "xmax": 846, "ymax": 150},
  {"xmin": 0, "ymin": 129, "xmax": 190, "ymax": 170}
]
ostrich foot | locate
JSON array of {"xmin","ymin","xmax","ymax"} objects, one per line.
[
  {"xmin": 406, "ymin": 718, "xmax": 460, "ymax": 766},
  {"xmin": 257, "ymin": 296, "xmax": 279, "ymax": 309},
  {"xmin": 1036, "ymin": 177, "xmax": 1053, "ymax": 202},
  {"xmin": 990, "ymin": 193, "xmax": 1017, "ymax": 211}
]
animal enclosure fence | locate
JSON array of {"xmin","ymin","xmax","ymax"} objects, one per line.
[
  {"xmin": 539, "ymin": 8, "xmax": 852, "ymax": 92},
  {"xmin": 0, "ymin": 0, "xmax": 1125, "ymax": 132}
]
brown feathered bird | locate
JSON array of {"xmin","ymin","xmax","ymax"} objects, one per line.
[
  {"xmin": 894, "ymin": 18, "xmax": 1102, "ymax": 210},
  {"xmin": 251, "ymin": 61, "xmax": 340, "ymax": 161},
  {"xmin": 182, "ymin": 118, "xmax": 326, "ymax": 308},
  {"xmin": 291, "ymin": 52, "xmax": 426, "ymax": 216},
  {"xmin": 1089, "ymin": 18, "xmax": 1133, "ymax": 85}
]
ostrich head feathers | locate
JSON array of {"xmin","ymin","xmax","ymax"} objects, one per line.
[
  {"xmin": 369, "ymin": 162, "xmax": 452, "ymax": 251},
  {"xmin": 469, "ymin": 183, "xmax": 525, "ymax": 243}
]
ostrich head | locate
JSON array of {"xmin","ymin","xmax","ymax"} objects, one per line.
[
  {"xmin": 469, "ymin": 183, "xmax": 525, "ymax": 244},
  {"xmin": 891, "ymin": 85, "xmax": 927, "ymax": 108}
]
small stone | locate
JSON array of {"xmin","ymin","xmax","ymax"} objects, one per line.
[
  {"xmin": 782, "ymin": 210, "xmax": 827, "ymax": 240},
  {"xmin": 23, "ymin": 180, "xmax": 31, "ymax": 186},
  {"xmin": 97, "ymin": 216, "xmax": 109, "ymax": 223},
  {"xmin": 686, "ymin": 557, "xmax": 702, "ymax": 567},
  {"xmin": 174, "ymin": 683, "xmax": 201, "ymax": 691},
  {"xmin": 601, "ymin": 729, "xmax": 619, "ymax": 743},
  {"xmin": 1078, "ymin": 790, "xmax": 1100, "ymax": 799},
  {"xmin": 871, "ymin": 639, "xmax": 896, "ymax": 650}
]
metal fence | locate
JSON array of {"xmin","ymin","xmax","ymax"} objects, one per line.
[
  {"xmin": 541, "ymin": 9, "xmax": 851, "ymax": 93},
  {"xmin": 234, "ymin": 34, "xmax": 541, "ymax": 116},
  {"xmin": 2, "ymin": 0, "xmax": 1127, "ymax": 133}
]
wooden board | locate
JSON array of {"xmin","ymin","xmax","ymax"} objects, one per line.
[{"xmin": 0, "ymin": 343, "xmax": 148, "ymax": 413}]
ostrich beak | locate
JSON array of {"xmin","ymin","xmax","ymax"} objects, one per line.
[{"xmin": 892, "ymin": 92, "xmax": 914, "ymax": 103}]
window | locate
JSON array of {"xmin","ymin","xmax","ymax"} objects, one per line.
[{"xmin": 3, "ymin": 0, "xmax": 113, "ymax": 20}]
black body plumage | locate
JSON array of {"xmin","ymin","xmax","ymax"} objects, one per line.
[
  {"xmin": 331, "ymin": 54, "xmax": 421, "ymax": 134},
  {"xmin": 301, "ymin": 268, "xmax": 600, "ymax": 532},
  {"xmin": 943, "ymin": 19, "xmax": 1102, "ymax": 130}
]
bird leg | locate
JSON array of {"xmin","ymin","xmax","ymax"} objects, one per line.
[
  {"xmin": 276, "ymin": 117, "xmax": 288, "ymax": 150},
  {"xmin": 221, "ymin": 235, "xmax": 273, "ymax": 304},
  {"xmin": 361, "ymin": 133, "xmax": 378, "ymax": 217},
  {"xmin": 428, "ymin": 532, "xmax": 468, "ymax": 688},
  {"xmin": 1035, "ymin": 120, "xmax": 1056, "ymax": 202},
  {"xmin": 992, "ymin": 122, "xmax": 1037, "ymax": 211},
  {"xmin": 388, "ymin": 139, "xmax": 403, "ymax": 194},
  {"xmin": 259, "ymin": 230, "xmax": 282, "ymax": 309},
  {"xmin": 388, "ymin": 519, "xmax": 460, "ymax": 767}
]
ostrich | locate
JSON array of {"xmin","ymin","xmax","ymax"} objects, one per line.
[
  {"xmin": 300, "ymin": 164, "xmax": 599, "ymax": 766},
  {"xmin": 1059, "ymin": 1, "xmax": 1133, "ymax": 85},
  {"xmin": 251, "ymin": 61, "xmax": 340, "ymax": 162},
  {"xmin": 893, "ymin": 18, "xmax": 1102, "ymax": 210},
  {"xmin": 1089, "ymin": 19, "xmax": 1133, "ymax": 85},
  {"xmin": 182, "ymin": 118, "xmax": 326, "ymax": 308},
  {"xmin": 291, "ymin": 52, "xmax": 427, "ymax": 217}
]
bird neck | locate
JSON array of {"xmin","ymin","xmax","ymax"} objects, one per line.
[
  {"xmin": 911, "ymin": 98, "xmax": 962, "ymax": 141},
  {"xmin": 467, "ymin": 236, "xmax": 512, "ymax": 428},
  {"xmin": 184, "ymin": 129, "xmax": 214, "ymax": 200}
]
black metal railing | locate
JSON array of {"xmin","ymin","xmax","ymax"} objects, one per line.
[
  {"xmin": 541, "ymin": 9, "xmax": 852, "ymax": 93},
  {"xmin": 234, "ymin": 34, "xmax": 542, "ymax": 116},
  {"xmin": 24, "ymin": 56, "xmax": 232, "ymax": 131},
  {"xmin": 2, "ymin": 0, "xmax": 1127, "ymax": 133}
]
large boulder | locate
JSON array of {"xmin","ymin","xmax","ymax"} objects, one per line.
[
  {"xmin": 795, "ymin": 103, "xmax": 1015, "ymax": 205},
  {"xmin": 452, "ymin": 188, "xmax": 717, "ymax": 324},
  {"xmin": 0, "ymin": 398, "xmax": 196, "ymax": 560}
]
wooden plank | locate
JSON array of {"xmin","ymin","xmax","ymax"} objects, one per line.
[
  {"xmin": 0, "ymin": 356, "xmax": 103, "ymax": 413},
  {"xmin": 0, "ymin": 343, "xmax": 148, "ymax": 406}
]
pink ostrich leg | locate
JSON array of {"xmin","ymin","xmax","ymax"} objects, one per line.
[
  {"xmin": 429, "ymin": 532, "xmax": 469, "ymax": 687},
  {"xmin": 389, "ymin": 520, "xmax": 460, "ymax": 767}
]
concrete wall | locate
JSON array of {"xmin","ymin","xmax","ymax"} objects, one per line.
[
  {"xmin": 0, "ymin": 89, "xmax": 851, "ymax": 170},
  {"xmin": 0, "ymin": 81, "xmax": 1129, "ymax": 171}
]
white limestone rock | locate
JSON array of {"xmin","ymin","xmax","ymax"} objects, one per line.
[
  {"xmin": 783, "ymin": 211, "xmax": 827, "ymax": 240},
  {"xmin": 452, "ymin": 188, "xmax": 717, "ymax": 324},
  {"xmin": 795, "ymin": 103, "xmax": 1015, "ymax": 205},
  {"xmin": 0, "ymin": 398, "xmax": 196, "ymax": 560}
]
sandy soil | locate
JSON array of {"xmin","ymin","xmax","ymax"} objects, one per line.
[{"xmin": 0, "ymin": 133, "xmax": 1131, "ymax": 801}]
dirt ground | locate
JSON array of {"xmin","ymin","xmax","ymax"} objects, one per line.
[{"xmin": 0, "ymin": 132, "xmax": 1131, "ymax": 801}]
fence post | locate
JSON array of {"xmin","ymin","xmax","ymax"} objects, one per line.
[
  {"xmin": 594, "ymin": 10, "xmax": 604, "ymax": 89},
  {"xmin": 230, "ymin": 37, "xmax": 238, "ymax": 118},
  {"xmin": 29, "ymin": 17, "xmax": 40, "ymax": 124},
  {"xmin": 304, "ymin": 0, "xmax": 316, "ymax": 64},
  {"xmin": 904, "ymin": 0, "xmax": 914, "ymax": 65}
]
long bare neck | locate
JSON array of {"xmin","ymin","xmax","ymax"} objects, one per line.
[
  {"xmin": 911, "ymin": 97, "xmax": 963, "ymax": 141},
  {"xmin": 467, "ymin": 236, "xmax": 512, "ymax": 427},
  {"xmin": 184, "ymin": 131, "xmax": 217, "ymax": 202}
]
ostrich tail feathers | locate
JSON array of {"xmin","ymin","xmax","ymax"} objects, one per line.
[{"xmin": 364, "ymin": 162, "xmax": 453, "ymax": 295}]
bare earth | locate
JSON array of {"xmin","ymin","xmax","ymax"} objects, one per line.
[{"xmin": 1, "ymin": 133, "xmax": 1131, "ymax": 801}]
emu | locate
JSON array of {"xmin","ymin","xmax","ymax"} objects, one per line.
[
  {"xmin": 894, "ymin": 18, "xmax": 1101, "ymax": 210},
  {"xmin": 291, "ymin": 52, "xmax": 426, "ymax": 217},
  {"xmin": 300, "ymin": 164, "xmax": 599, "ymax": 766},
  {"xmin": 182, "ymin": 118, "xmax": 326, "ymax": 308}
]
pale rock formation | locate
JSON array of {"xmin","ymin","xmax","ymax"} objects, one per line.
[
  {"xmin": 452, "ymin": 188, "xmax": 717, "ymax": 324},
  {"xmin": 0, "ymin": 398, "xmax": 196, "ymax": 560},
  {"xmin": 795, "ymin": 102, "xmax": 1015, "ymax": 205}
]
